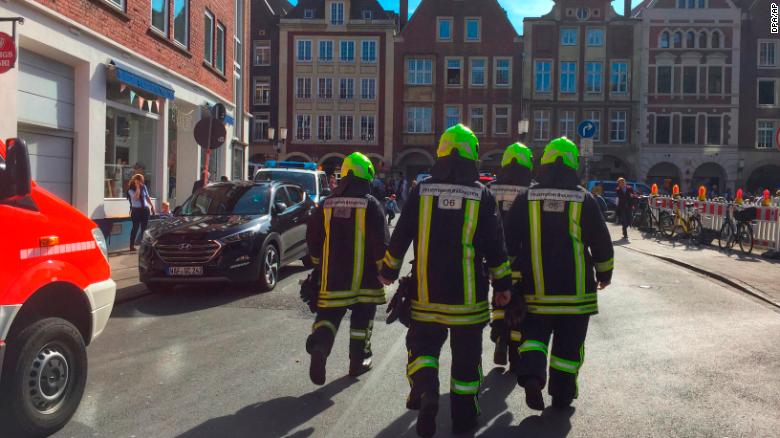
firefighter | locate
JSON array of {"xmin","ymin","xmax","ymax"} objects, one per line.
[
  {"xmin": 504, "ymin": 137, "xmax": 614, "ymax": 410},
  {"xmin": 306, "ymin": 152, "xmax": 390, "ymax": 385},
  {"xmin": 380, "ymin": 124, "xmax": 512, "ymax": 437},
  {"xmin": 489, "ymin": 143, "xmax": 533, "ymax": 367}
]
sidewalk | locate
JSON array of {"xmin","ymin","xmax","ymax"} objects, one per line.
[
  {"xmin": 611, "ymin": 223, "xmax": 780, "ymax": 308},
  {"xmin": 108, "ymin": 251, "xmax": 149, "ymax": 303}
]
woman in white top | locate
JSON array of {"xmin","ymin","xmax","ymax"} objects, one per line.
[{"xmin": 127, "ymin": 174, "xmax": 155, "ymax": 251}]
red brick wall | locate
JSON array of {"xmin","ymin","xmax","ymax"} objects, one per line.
[{"xmin": 36, "ymin": 0, "xmax": 239, "ymax": 102}]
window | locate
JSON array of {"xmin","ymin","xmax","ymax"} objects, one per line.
[
  {"xmin": 706, "ymin": 116, "xmax": 721, "ymax": 144},
  {"xmin": 757, "ymin": 120, "xmax": 775, "ymax": 149},
  {"xmin": 535, "ymin": 60, "xmax": 551, "ymax": 93},
  {"xmin": 586, "ymin": 62, "xmax": 602, "ymax": 93},
  {"xmin": 659, "ymin": 31, "xmax": 670, "ymax": 49},
  {"xmin": 304, "ymin": 9, "xmax": 315, "ymax": 19},
  {"xmin": 681, "ymin": 115, "xmax": 696, "ymax": 144},
  {"xmin": 657, "ymin": 66, "xmax": 672, "ymax": 94},
  {"xmin": 533, "ymin": 110, "xmax": 551, "ymax": 141},
  {"xmin": 465, "ymin": 18, "xmax": 480, "ymax": 41},
  {"xmin": 683, "ymin": 66, "xmax": 697, "ymax": 94},
  {"xmin": 610, "ymin": 110, "xmax": 627, "ymax": 142},
  {"xmin": 469, "ymin": 106, "xmax": 485, "ymax": 134},
  {"xmin": 319, "ymin": 40, "xmax": 334, "ymax": 62},
  {"xmin": 655, "ymin": 115, "xmax": 671, "ymax": 144},
  {"xmin": 173, "ymin": 0, "xmax": 188, "ymax": 46},
  {"xmin": 318, "ymin": 78, "xmax": 333, "ymax": 99},
  {"xmin": 360, "ymin": 78, "xmax": 376, "ymax": 100},
  {"xmin": 446, "ymin": 58, "xmax": 462, "ymax": 86},
  {"xmin": 407, "ymin": 58, "xmax": 433, "ymax": 85},
  {"xmin": 445, "ymin": 106, "xmax": 461, "ymax": 128},
  {"xmin": 759, "ymin": 79, "xmax": 776, "ymax": 106},
  {"xmin": 107, "ymin": 0, "xmax": 125, "ymax": 10},
  {"xmin": 711, "ymin": 31, "xmax": 720, "ymax": 49},
  {"xmin": 330, "ymin": 2, "xmax": 344, "ymax": 25},
  {"xmin": 561, "ymin": 28, "xmax": 577, "ymax": 45},
  {"xmin": 340, "ymin": 78, "xmax": 354, "ymax": 99},
  {"xmin": 470, "ymin": 58, "xmax": 486, "ymax": 87},
  {"xmin": 318, "ymin": 115, "xmax": 332, "ymax": 141},
  {"xmin": 708, "ymin": 67, "xmax": 723, "ymax": 94},
  {"xmin": 360, "ymin": 116, "xmax": 376, "ymax": 141},
  {"xmin": 673, "ymin": 31, "xmax": 682, "ymax": 48},
  {"xmin": 611, "ymin": 61, "xmax": 628, "ymax": 93},
  {"xmin": 216, "ymin": 23, "xmax": 225, "ymax": 73},
  {"xmin": 254, "ymin": 79, "xmax": 271, "ymax": 105},
  {"xmin": 204, "ymin": 12, "xmax": 214, "ymax": 64},
  {"xmin": 296, "ymin": 115, "xmax": 312, "ymax": 140},
  {"xmin": 494, "ymin": 106, "xmax": 510, "ymax": 135},
  {"xmin": 686, "ymin": 31, "xmax": 695, "ymax": 48},
  {"xmin": 252, "ymin": 113, "xmax": 270, "ymax": 142},
  {"xmin": 254, "ymin": 40, "xmax": 271, "ymax": 66},
  {"xmin": 361, "ymin": 40, "xmax": 377, "ymax": 63},
  {"xmin": 494, "ymin": 58, "xmax": 511, "ymax": 87},
  {"xmin": 699, "ymin": 31, "xmax": 708, "ymax": 49},
  {"xmin": 296, "ymin": 77, "xmax": 312, "ymax": 99},
  {"xmin": 297, "ymin": 40, "xmax": 312, "ymax": 62},
  {"xmin": 406, "ymin": 107, "xmax": 432, "ymax": 133},
  {"xmin": 560, "ymin": 61, "xmax": 576, "ymax": 93},
  {"xmin": 759, "ymin": 41, "xmax": 777, "ymax": 67},
  {"xmin": 151, "ymin": 0, "xmax": 168, "ymax": 34},
  {"xmin": 585, "ymin": 110, "xmax": 600, "ymax": 141},
  {"xmin": 558, "ymin": 110, "xmax": 575, "ymax": 139},
  {"xmin": 339, "ymin": 115, "xmax": 354, "ymax": 140},
  {"xmin": 587, "ymin": 29, "xmax": 603, "ymax": 46},
  {"xmin": 340, "ymin": 41, "xmax": 355, "ymax": 62},
  {"xmin": 437, "ymin": 17, "xmax": 452, "ymax": 41},
  {"xmin": 362, "ymin": 10, "xmax": 373, "ymax": 20}
]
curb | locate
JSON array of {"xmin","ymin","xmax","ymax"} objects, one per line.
[{"xmin": 622, "ymin": 246, "xmax": 780, "ymax": 310}]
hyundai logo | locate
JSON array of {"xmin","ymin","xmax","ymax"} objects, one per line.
[{"xmin": 179, "ymin": 243, "xmax": 192, "ymax": 250}]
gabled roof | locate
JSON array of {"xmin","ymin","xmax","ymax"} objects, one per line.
[{"xmin": 286, "ymin": 0, "xmax": 393, "ymax": 20}]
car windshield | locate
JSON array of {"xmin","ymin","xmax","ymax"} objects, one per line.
[
  {"xmin": 255, "ymin": 170, "xmax": 316, "ymax": 194},
  {"xmin": 179, "ymin": 185, "xmax": 270, "ymax": 216}
]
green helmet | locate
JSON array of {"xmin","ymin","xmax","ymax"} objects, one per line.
[
  {"xmin": 501, "ymin": 143, "xmax": 533, "ymax": 169},
  {"xmin": 340, "ymin": 152, "xmax": 375, "ymax": 181},
  {"xmin": 437, "ymin": 124, "xmax": 479, "ymax": 161},
  {"xmin": 540, "ymin": 137, "xmax": 579, "ymax": 170}
]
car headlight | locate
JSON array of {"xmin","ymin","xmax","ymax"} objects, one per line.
[
  {"xmin": 220, "ymin": 228, "xmax": 257, "ymax": 244},
  {"xmin": 142, "ymin": 229, "xmax": 156, "ymax": 245},
  {"xmin": 91, "ymin": 228, "xmax": 109, "ymax": 261}
]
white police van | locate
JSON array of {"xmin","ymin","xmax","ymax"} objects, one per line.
[{"xmin": 254, "ymin": 161, "xmax": 331, "ymax": 204}]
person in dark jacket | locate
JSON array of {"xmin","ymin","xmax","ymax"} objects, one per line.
[
  {"xmin": 305, "ymin": 152, "xmax": 390, "ymax": 385},
  {"xmin": 616, "ymin": 177, "xmax": 635, "ymax": 238},
  {"xmin": 489, "ymin": 143, "xmax": 533, "ymax": 367},
  {"xmin": 504, "ymin": 137, "xmax": 614, "ymax": 411},
  {"xmin": 380, "ymin": 124, "xmax": 512, "ymax": 437}
]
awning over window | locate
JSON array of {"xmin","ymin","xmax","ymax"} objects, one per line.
[{"xmin": 107, "ymin": 60, "xmax": 174, "ymax": 100}]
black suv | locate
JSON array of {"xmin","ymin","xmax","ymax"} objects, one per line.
[{"xmin": 139, "ymin": 181, "xmax": 313, "ymax": 291}]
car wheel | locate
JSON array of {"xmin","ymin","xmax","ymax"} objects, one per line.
[
  {"xmin": 0, "ymin": 317, "xmax": 88, "ymax": 437},
  {"xmin": 258, "ymin": 244, "xmax": 280, "ymax": 291}
]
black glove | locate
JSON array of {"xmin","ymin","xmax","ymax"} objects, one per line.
[
  {"xmin": 504, "ymin": 287, "xmax": 527, "ymax": 329},
  {"xmin": 299, "ymin": 268, "xmax": 320, "ymax": 313},
  {"xmin": 386, "ymin": 274, "xmax": 414, "ymax": 327}
]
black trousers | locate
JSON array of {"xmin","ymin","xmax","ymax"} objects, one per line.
[
  {"xmin": 490, "ymin": 305, "xmax": 520, "ymax": 362},
  {"xmin": 619, "ymin": 208, "xmax": 632, "ymax": 236},
  {"xmin": 514, "ymin": 314, "xmax": 589, "ymax": 401},
  {"xmin": 306, "ymin": 304, "xmax": 376, "ymax": 361},
  {"xmin": 406, "ymin": 321, "xmax": 484, "ymax": 420},
  {"xmin": 130, "ymin": 207, "xmax": 150, "ymax": 246}
]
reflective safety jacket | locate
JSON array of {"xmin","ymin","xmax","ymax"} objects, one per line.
[
  {"xmin": 504, "ymin": 185, "xmax": 614, "ymax": 316},
  {"xmin": 307, "ymin": 194, "xmax": 389, "ymax": 308},
  {"xmin": 381, "ymin": 180, "xmax": 512, "ymax": 326},
  {"xmin": 490, "ymin": 184, "xmax": 528, "ymax": 221}
]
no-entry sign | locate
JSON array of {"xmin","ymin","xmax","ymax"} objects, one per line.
[{"xmin": 0, "ymin": 32, "xmax": 17, "ymax": 74}]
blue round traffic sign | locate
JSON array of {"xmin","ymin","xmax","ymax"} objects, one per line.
[{"xmin": 578, "ymin": 120, "xmax": 596, "ymax": 139}]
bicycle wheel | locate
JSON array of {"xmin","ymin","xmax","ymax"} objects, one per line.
[
  {"xmin": 688, "ymin": 216, "xmax": 703, "ymax": 243},
  {"xmin": 718, "ymin": 222, "xmax": 734, "ymax": 250},
  {"xmin": 660, "ymin": 213, "xmax": 675, "ymax": 238},
  {"xmin": 738, "ymin": 222, "xmax": 754, "ymax": 255}
]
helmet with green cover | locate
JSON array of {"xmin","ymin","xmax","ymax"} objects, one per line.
[
  {"xmin": 340, "ymin": 152, "xmax": 375, "ymax": 181},
  {"xmin": 540, "ymin": 137, "xmax": 579, "ymax": 170},
  {"xmin": 436, "ymin": 124, "xmax": 479, "ymax": 161},
  {"xmin": 501, "ymin": 143, "xmax": 533, "ymax": 169}
]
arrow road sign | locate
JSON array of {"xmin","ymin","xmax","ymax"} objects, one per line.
[{"xmin": 578, "ymin": 120, "xmax": 596, "ymax": 139}]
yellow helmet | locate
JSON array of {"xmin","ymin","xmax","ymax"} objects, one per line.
[
  {"xmin": 436, "ymin": 124, "xmax": 479, "ymax": 161},
  {"xmin": 501, "ymin": 143, "xmax": 533, "ymax": 169},
  {"xmin": 340, "ymin": 152, "xmax": 375, "ymax": 181},
  {"xmin": 540, "ymin": 137, "xmax": 579, "ymax": 170}
]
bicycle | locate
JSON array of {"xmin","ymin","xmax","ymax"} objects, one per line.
[
  {"xmin": 664, "ymin": 200, "xmax": 703, "ymax": 243},
  {"xmin": 718, "ymin": 204, "xmax": 755, "ymax": 255},
  {"xmin": 633, "ymin": 196, "xmax": 673, "ymax": 235}
]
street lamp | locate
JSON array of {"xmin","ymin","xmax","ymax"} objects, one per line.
[
  {"xmin": 517, "ymin": 119, "xmax": 529, "ymax": 136},
  {"xmin": 266, "ymin": 127, "xmax": 287, "ymax": 160}
]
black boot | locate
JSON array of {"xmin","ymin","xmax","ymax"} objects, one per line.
[
  {"xmin": 552, "ymin": 396, "xmax": 573, "ymax": 409},
  {"xmin": 309, "ymin": 350, "xmax": 327, "ymax": 386},
  {"xmin": 348, "ymin": 357, "xmax": 372, "ymax": 377},
  {"xmin": 521, "ymin": 378, "xmax": 545, "ymax": 411},
  {"xmin": 416, "ymin": 392, "xmax": 438, "ymax": 438},
  {"xmin": 452, "ymin": 416, "xmax": 479, "ymax": 435}
]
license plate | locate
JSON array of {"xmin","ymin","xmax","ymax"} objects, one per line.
[{"xmin": 167, "ymin": 266, "xmax": 204, "ymax": 276}]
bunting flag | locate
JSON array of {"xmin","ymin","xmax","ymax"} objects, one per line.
[
  {"xmin": 129, "ymin": 90, "xmax": 136, "ymax": 104},
  {"xmin": 120, "ymin": 83, "xmax": 127, "ymax": 93},
  {"xmin": 155, "ymin": 99, "xmax": 161, "ymax": 113},
  {"xmin": 138, "ymin": 96, "xmax": 145, "ymax": 109}
]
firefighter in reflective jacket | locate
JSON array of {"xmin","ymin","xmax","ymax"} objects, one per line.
[
  {"xmin": 306, "ymin": 152, "xmax": 390, "ymax": 385},
  {"xmin": 504, "ymin": 137, "xmax": 614, "ymax": 410},
  {"xmin": 380, "ymin": 124, "xmax": 512, "ymax": 437},
  {"xmin": 489, "ymin": 143, "xmax": 533, "ymax": 367}
]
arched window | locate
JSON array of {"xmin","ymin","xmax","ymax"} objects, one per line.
[
  {"xmin": 673, "ymin": 31, "xmax": 683, "ymax": 48},
  {"xmin": 699, "ymin": 31, "xmax": 708, "ymax": 48},
  {"xmin": 660, "ymin": 31, "xmax": 670, "ymax": 48},
  {"xmin": 686, "ymin": 31, "xmax": 696, "ymax": 48},
  {"xmin": 711, "ymin": 31, "xmax": 720, "ymax": 48}
]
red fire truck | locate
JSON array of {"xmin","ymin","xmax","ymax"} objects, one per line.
[{"xmin": 0, "ymin": 138, "xmax": 116, "ymax": 436}]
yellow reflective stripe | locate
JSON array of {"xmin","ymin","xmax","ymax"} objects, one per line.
[
  {"xmin": 318, "ymin": 297, "xmax": 359, "ymax": 307},
  {"xmin": 529, "ymin": 201, "xmax": 545, "ymax": 295},
  {"xmin": 462, "ymin": 199, "xmax": 479, "ymax": 304},
  {"xmin": 352, "ymin": 208, "xmax": 366, "ymax": 291},
  {"xmin": 417, "ymin": 195, "xmax": 433, "ymax": 303},
  {"xmin": 518, "ymin": 339, "xmax": 548, "ymax": 354},
  {"xmin": 491, "ymin": 309, "xmax": 505, "ymax": 320},
  {"xmin": 569, "ymin": 201, "xmax": 585, "ymax": 296},
  {"xmin": 550, "ymin": 354, "xmax": 581, "ymax": 374},
  {"xmin": 595, "ymin": 258, "xmax": 614, "ymax": 272},
  {"xmin": 383, "ymin": 250, "xmax": 402, "ymax": 270},
  {"xmin": 511, "ymin": 270, "xmax": 523, "ymax": 280},
  {"xmin": 407, "ymin": 355, "xmax": 439, "ymax": 376},
  {"xmin": 451, "ymin": 378, "xmax": 480, "ymax": 395},
  {"xmin": 350, "ymin": 329, "xmax": 367, "ymax": 339},
  {"xmin": 411, "ymin": 300, "xmax": 489, "ymax": 314},
  {"xmin": 310, "ymin": 255, "xmax": 320, "ymax": 265},
  {"xmin": 489, "ymin": 261, "xmax": 511, "ymax": 280},
  {"xmin": 321, "ymin": 208, "xmax": 333, "ymax": 292},
  {"xmin": 320, "ymin": 288, "xmax": 385, "ymax": 298},
  {"xmin": 510, "ymin": 330, "xmax": 522, "ymax": 342},
  {"xmin": 411, "ymin": 310, "xmax": 490, "ymax": 326},
  {"xmin": 525, "ymin": 293, "xmax": 597, "ymax": 304},
  {"xmin": 527, "ymin": 304, "xmax": 598, "ymax": 315},
  {"xmin": 312, "ymin": 320, "xmax": 337, "ymax": 334}
]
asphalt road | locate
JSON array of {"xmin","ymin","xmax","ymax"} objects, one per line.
[{"xmin": 52, "ymin": 246, "xmax": 780, "ymax": 438}]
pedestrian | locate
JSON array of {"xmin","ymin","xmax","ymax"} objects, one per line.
[
  {"xmin": 380, "ymin": 124, "xmax": 512, "ymax": 437},
  {"xmin": 127, "ymin": 174, "xmax": 155, "ymax": 251},
  {"xmin": 504, "ymin": 137, "xmax": 614, "ymax": 411},
  {"xmin": 159, "ymin": 201, "xmax": 173, "ymax": 218},
  {"xmin": 616, "ymin": 177, "xmax": 635, "ymax": 239},
  {"xmin": 328, "ymin": 174, "xmax": 337, "ymax": 192},
  {"xmin": 192, "ymin": 168, "xmax": 208, "ymax": 194},
  {"xmin": 488, "ymin": 143, "xmax": 534, "ymax": 367},
  {"xmin": 305, "ymin": 152, "xmax": 389, "ymax": 385},
  {"xmin": 386, "ymin": 194, "xmax": 398, "ymax": 224}
]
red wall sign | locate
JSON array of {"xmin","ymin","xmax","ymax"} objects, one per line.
[
  {"xmin": 776, "ymin": 127, "xmax": 780, "ymax": 152},
  {"xmin": 0, "ymin": 32, "xmax": 17, "ymax": 74}
]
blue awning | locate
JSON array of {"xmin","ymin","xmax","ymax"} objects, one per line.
[{"xmin": 108, "ymin": 60, "xmax": 175, "ymax": 100}]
